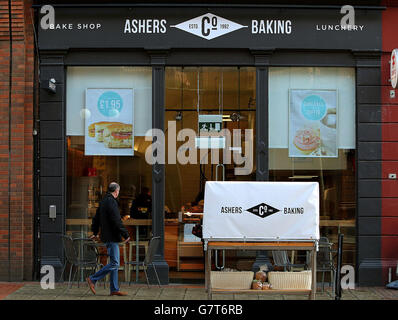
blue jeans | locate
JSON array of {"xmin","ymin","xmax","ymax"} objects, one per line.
[{"xmin": 89, "ymin": 242, "xmax": 120, "ymax": 293}]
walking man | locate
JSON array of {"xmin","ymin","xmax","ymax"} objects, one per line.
[{"xmin": 86, "ymin": 182, "xmax": 130, "ymax": 296}]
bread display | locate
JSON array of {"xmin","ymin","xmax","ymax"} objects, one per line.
[
  {"xmin": 96, "ymin": 122, "xmax": 123, "ymax": 142},
  {"xmin": 103, "ymin": 123, "xmax": 133, "ymax": 148},
  {"xmin": 255, "ymin": 271, "xmax": 267, "ymax": 283},
  {"xmin": 87, "ymin": 121, "xmax": 133, "ymax": 149},
  {"xmin": 251, "ymin": 280, "xmax": 263, "ymax": 290},
  {"xmin": 262, "ymin": 282, "xmax": 271, "ymax": 290},
  {"xmin": 250, "ymin": 270, "xmax": 271, "ymax": 291}
]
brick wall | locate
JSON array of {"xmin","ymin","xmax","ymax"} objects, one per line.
[{"xmin": 0, "ymin": 0, "xmax": 35, "ymax": 281}]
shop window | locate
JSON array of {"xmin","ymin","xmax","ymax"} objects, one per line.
[
  {"xmin": 66, "ymin": 67, "xmax": 153, "ymax": 247},
  {"xmin": 269, "ymin": 67, "xmax": 356, "ymax": 269}
]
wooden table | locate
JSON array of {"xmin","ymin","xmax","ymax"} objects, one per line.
[
  {"xmin": 204, "ymin": 241, "xmax": 317, "ymax": 300},
  {"xmin": 319, "ymin": 219, "xmax": 355, "ymax": 233}
]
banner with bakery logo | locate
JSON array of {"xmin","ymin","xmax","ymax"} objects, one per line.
[
  {"xmin": 289, "ymin": 89, "xmax": 338, "ymax": 158},
  {"xmin": 203, "ymin": 181, "xmax": 319, "ymax": 241},
  {"xmin": 85, "ymin": 88, "xmax": 134, "ymax": 156}
]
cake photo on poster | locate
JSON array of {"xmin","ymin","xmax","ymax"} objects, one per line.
[
  {"xmin": 85, "ymin": 89, "xmax": 134, "ymax": 156},
  {"xmin": 289, "ymin": 89, "xmax": 337, "ymax": 158}
]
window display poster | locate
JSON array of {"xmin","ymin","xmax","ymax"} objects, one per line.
[
  {"xmin": 289, "ymin": 89, "xmax": 338, "ymax": 158},
  {"xmin": 85, "ymin": 89, "xmax": 134, "ymax": 156}
]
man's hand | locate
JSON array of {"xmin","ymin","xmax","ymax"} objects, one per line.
[
  {"xmin": 90, "ymin": 234, "xmax": 99, "ymax": 241},
  {"xmin": 122, "ymin": 237, "xmax": 130, "ymax": 244}
]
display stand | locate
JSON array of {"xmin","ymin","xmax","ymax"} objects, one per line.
[{"xmin": 204, "ymin": 240, "xmax": 317, "ymax": 300}]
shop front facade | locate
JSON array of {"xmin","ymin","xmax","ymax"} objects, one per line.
[{"xmin": 27, "ymin": 2, "xmax": 390, "ymax": 286}]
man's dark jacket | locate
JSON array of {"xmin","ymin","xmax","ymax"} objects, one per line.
[{"xmin": 92, "ymin": 192, "xmax": 129, "ymax": 243}]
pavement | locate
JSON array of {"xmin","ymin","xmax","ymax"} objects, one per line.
[{"xmin": 1, "ymin": 281, "xmax": 398, "ymax": 300}]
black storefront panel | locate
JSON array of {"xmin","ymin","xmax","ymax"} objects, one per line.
[
  {"xmin": 38, "ymin": 7, "xmax": 381, "ymax": 50},
  {"xmin": 36, "ymin": 5, "xmax": 383, "ymax": 285}
]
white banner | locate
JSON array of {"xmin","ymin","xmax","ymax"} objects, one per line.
[
  {"xmin": 203, "ymin": 181, "xmax": 319, "ymax": 241},
  {"xmin": 85, "ymin": 88, "xmax": 134, "ymax": 156},
  {"xmin": 289, "ymin": 89, "xmax": 338, "ymax": 158}
]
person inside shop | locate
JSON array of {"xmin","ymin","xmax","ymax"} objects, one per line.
[
  {"xmin": 130, "ymin": 186, "xmax": 152, "ymax": 239},
  {"xmin": 130, "ymin": 186, "xmax": 152, "ymax": 219},
  {"xmin": 86, "ymin": 182, "xmax": 130, "ymax": 296}
]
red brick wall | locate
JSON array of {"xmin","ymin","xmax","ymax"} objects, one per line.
[
  {"xmin": 0, "ymin": 0, "xmax": 35, "ymax": 281},
  {"xmin": 381, "ymin": 3, "xmax": 398, "ymax": 283}
]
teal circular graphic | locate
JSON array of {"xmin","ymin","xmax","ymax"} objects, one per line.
[
  {"xmin": 98, "ymin": 91, "xmax": 123, "ymax": 117},
  {"xmin": 301, "ymin": 95, "xmax": 327, "ymax": 121}
]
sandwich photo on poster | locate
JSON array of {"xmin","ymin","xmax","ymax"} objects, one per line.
[
  {"xmin": 289, "ymin": 89, "xmax": 338, "ymax": 158},
  {"xmin": 85, "ymin": 89, "xmax": 134, "ymax": 156}
]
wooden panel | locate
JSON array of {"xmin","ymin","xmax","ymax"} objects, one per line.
[
  {"xmin": 178, "ymin": 243, "xmax": 203, "ymax": 257},
  {"xmin": 381, "ymin": 85, "xmax": 398, "ymax": 105},
  {"xmin": 40, "ymin": 177, "xmax": 63, "ymax": 196},
  {"xmin": 358, "ymin": 180, "xmax": 381, "ymax": 198},
  {"xmin": 358, "ymin": 123, "xmax": 382, "ymax": 141},
  {"xmin": 357, "ymin": 86, "xmax": 381, "ymax": 104},
  {"xmin": 381, "ymin": 161, "xmax": 398, "ymax": 179},
  {"xmin": 382, "ymin": 8, "xmax": 398, "ymax": 53},
  {"xmin": 179, "ymin": 262, "xmax": 204, "ymax": 270},
  {"xmin": 382, "ymin": 106, "xmax": 398, "ymax": 122},
  {"xmin": 382, "ymin": 197, "xmax": 398, "ymax": 216},
  {"xmin": 381, "ymin": 236, "xmax": 398, "ymax": 259},
  {"xmin": 357, "ymin": 67, "xmax": 381, "ymax": 86},
  {"xmin": 381, "ymin": 217, "xmax": 398, "ymax": 235},
  {"xmin": 40, "ymin": 121, "xmax": 64, "ymax": 140},
  {"xmin": 383, "ymin": 123, "xmax": 398, "ymax": 141},
  {"xmin": 358, "ymin": 142, "xmax": 381, "ymax": 160},
  {"xmin": 40, "ymin": 158, "xmax": 63, "ymax": 177},
  {"xmin": 358, "ymin": 161, "xmax": 381, "ymax": 179},
  {"xmin": 164, "ymin": 224, "xmax": 178, "ymax": 268},
  {"xmin": 41, "ymin": 140, "xmax": 64, "ymax": 158},
  {"xmin": 359, "ymin": 105, "xmax": 382, "ymax": 123},
  {"xmin": 40, "ymin": 102, "xmax": 64, "ymax": 121},
  {"xmin": 382, "ymin": 180, "xmax": 398, "ymax": 197},
  {"xmin": 39, "ymin": 85, "xmax": 64, "ymax": 103},
  {"xmin": 382, "ymin": 142, "xmax": 398, "ymax": 160}
]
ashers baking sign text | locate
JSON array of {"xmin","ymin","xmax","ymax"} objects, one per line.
[{"xmin": 123, "ymin": 13, "xmax": 292, "ymax": 39}]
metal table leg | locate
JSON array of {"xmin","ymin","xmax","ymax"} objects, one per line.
[
  {"xmin": 136, "ymin": 225, "xmax": 139, "ymax": 283},
  {"xmin": 207, "ymin": 249, "xmax": 212, "ymax": 300},
  {"xmin": 80, "ymin": 226, "xmax": 84, "ymax": 283},
  {"xmin": 310, "ymin": 248, "xmax": 317, "ymax": 300}
]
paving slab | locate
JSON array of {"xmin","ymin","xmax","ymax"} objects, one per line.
[
  {"xmin": 135, "ymin": 287, "xmax": 163, "ymax": 299},
  {"xmin": 2, "ymin": 282, "xmax": 398, "ymax": 301},
  {"xmin": 233, "ymin": 293, "xmax": 259, "ymax": 300},
  {"xmin": 184, "ymin": 288, "xmax": 208, "ymax": 300},
  {"xmin": 282, "ymin": 294, "xmax": 310, "ymax": 300},
  {"xmin": 257, "ymin": 294, "xmax": 285, "ymax": 300},
  {"xmin": 211, "ymin": 293, "xmax": 234, "ymax": 300}
]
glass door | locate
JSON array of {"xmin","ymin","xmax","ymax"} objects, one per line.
[{"xmin": 164, "ymin": 66, "xmax": 256, "ymax": 283}]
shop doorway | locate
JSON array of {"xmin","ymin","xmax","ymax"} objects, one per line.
[{"xmin": 164, "ymin": 67, "xmax": 256, "ymax": 283}]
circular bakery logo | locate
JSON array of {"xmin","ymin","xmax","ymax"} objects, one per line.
[
  {"xmin": 98, "ymin": 91, "xmax": 123, "ymax": 117},
  {"xmin": 301, "ymin": 95, "xmax": 326, "ymax": 121}
]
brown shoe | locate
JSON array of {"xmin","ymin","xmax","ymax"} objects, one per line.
[
  {"xmin": 110, "ymin": 291, "xmax": 128, "ymax": 296},
  {"xmin": 86, "ymin": 277, "xmax": 96, "ymax": 295}
]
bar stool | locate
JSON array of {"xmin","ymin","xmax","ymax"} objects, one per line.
[{"xmin": 127, "ymin": 240, "xmax": 149, "ymax": 282}]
